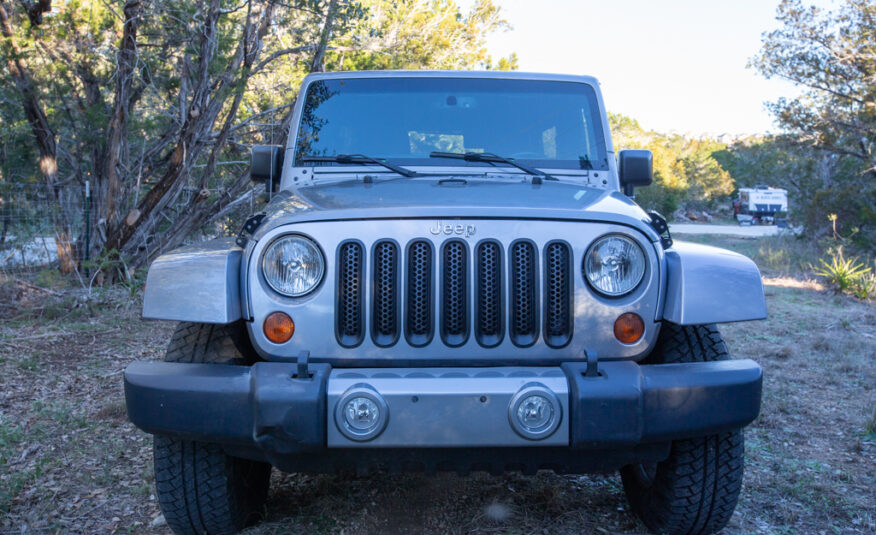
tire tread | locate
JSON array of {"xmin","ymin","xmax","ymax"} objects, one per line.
[
  {"xmin": 622, "ymin": 323, "xmax": 744, "ymax": 535},
  {"xmin": 153, "ymin": 322, "xmax": 269, "ymax": 535}
]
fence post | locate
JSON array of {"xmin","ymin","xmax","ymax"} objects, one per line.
[{"xmin": 84, "ymin": 180, "xmax": 91, "ymax": 278}]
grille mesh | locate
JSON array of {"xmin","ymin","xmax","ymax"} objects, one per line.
[
  {"xmin": 545, "ymin": 242, "xmax": 572, "ymax": 346},
  {"xmin": 510, "ymin": 241, "xmax": 537, "ymax": 346},
  {"xmin": 406, "ymin": 240, "xmax": 433, "ymax": 345},
  {"xmin": 336, "ymin": 241, "xmax": 364, "ymax": 346},
  {"xmin": 334, "ymin": 236, "xmax": 574, "ymax": 349},
  {"xmin": 476, "ymin": 242, "xmax": 502, "ymax": 346},
  {"xmin": 442, "ymin": 241, "xmax": 468, "ymax": 345},
  {"xmin": 372, "ymin": 241, "xmax": 399, "ymax": 345}
]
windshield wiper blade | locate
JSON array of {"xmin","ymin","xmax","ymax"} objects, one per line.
[
  {"xmin": 429, "ymin": 151, "xmax": 557, "ymax": 181},
  {"xmin": 299, "ymin": 154, "xmax": 418, "ymax": 178}
]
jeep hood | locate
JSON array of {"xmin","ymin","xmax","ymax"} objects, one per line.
[{"xmin": 253, "ymin": 178, "xmax": 659, "ymax": 242}]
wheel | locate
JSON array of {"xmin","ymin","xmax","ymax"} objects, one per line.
[
  {"xmin": 620, "ymin": 323, "xmax": 745, "ymax": 535},
  {"xmin": 153, "ymin": 322, "xmax": 271, "ymax": 535}
]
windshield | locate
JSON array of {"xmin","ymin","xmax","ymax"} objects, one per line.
[{"xmin": 294, "ymin": 77, "xmax": 609, "ymax": 171}]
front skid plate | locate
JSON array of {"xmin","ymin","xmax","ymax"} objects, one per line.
[{"xmin": 327, "ymin": 367, "xmax": 570, "ymax": 447}]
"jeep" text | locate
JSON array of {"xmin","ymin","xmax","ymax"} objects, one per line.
[{"xmin": 429, "ymin": 221, "xmax": 476, "ymax": 238}]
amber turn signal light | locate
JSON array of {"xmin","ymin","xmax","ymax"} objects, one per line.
[
  {"xmin": 614, "ymin": 312, "xmax": 644, "ymax": 344},
  {"xmin": 264, "ymin": 311, "xmax": 294, "ymax": 343}
]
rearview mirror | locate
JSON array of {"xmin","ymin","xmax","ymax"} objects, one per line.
[
  {"xmin": 251, "ymin": 145, "xmax": 284, "ymax": 192},
  {"xmin": 618, "ymin": 149, "xmax": 652, "ymax": 196}
]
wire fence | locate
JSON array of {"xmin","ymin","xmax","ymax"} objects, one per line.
[
  {"xmin": 0, "ymin": 183, "xmax": 86, "ymax": 277},
  {"xmin": 0, "ymin": 181, "xmax": 263, "ymax": 281}
]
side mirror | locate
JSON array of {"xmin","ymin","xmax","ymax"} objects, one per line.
[
  {"xmin": 618, "ymin": 149, "xmax": 652, "ymax": 196},
  {"xmin": 251, "ymin": 145, "xmax": 284, "ymax": 192}
]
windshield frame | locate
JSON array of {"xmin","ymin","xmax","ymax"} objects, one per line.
[{"xmin": 287, "ymin": 72, "xmax": 614, "ymax": 180}]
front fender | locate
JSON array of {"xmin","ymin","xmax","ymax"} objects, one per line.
[
  {"xmin": 662, "ymin": 241, "xmax": 766, "ymax": 325},
  {"xmin": 142, "ymin": 238, "xmax": 242, "ymax": 324}
]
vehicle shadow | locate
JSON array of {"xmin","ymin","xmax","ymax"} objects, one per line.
[{"xmin": 248, "ymin": 470, "xmax": 648, "ymax": 535}]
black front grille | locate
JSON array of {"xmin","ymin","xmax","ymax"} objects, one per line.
[
  {"xmin": 336, "ymin": 241, "xmax": 364, "ymax": 347},
  {"xmin": 475, "ymin": 241, "xmax": 503, "ymax": 347},
  {"xmin": 544, "ymin": 241, "xmax": 573, "ymax": 347},
  {"xmin": 334, "ymin": 236, "xmax": 573, "ymax": 349},
  {"xmin": 509, "ymin": 241, "xmax": 538, "ymax": 347},
  {"xmin": 405, "ymin": 240, "xmax": 434, "ymax": 346},
  {"xmin": 371, "ymin": 241, "xmax": 399, "ymax": 346},
  {"xmin": 441, "ymin": 241, "xmax": 468, "ymax": 346}
]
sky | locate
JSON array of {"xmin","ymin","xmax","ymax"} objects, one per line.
[{"xmin": 470, "ymin": 0, "xmax": 837, "ymax": 136}]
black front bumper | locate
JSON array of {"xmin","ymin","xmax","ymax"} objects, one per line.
[{"xmin": 124, "ymin": 359, "xmax": 761, "ymax": 472}]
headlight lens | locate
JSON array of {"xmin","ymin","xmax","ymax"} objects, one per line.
[
  {"xmin": 262, "ymin": 235, "xmax": 325, "ymax": 296},
  {"xmin": 584, "ymin": 234, "xmax": 646, "ymax": 296}
]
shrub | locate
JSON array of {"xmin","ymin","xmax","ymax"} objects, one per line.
[
  {"xmin": 813, "ymin": 247, "xmax": 872, "ymax": 297},
  {"xmin": 851, "ymin": 272, "xmax": 875, "ymax": 300}
]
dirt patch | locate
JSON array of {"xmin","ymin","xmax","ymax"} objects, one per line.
[{"xmin": 0, "ymin": 272, "xmax": 874, "ymax": 534}]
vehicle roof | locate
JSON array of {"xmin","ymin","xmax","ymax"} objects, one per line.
[{"xmin": 302, "ymin": 70, "xmax": 600, "ymax": 86}]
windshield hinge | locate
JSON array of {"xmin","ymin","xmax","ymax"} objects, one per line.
[
  {"xmin": 647, "ymin": 211, "xmax": 673, "ymax": 249},
  {"xmin": 235, "ymin": 212, "xmax": 267, "ymax": 248}
]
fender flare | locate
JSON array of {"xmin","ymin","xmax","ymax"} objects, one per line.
[
  {"xmin": 142, "ymin": 238, "xmax": 242, "ymax": 324},
  {"xmin": 662, "ymin": 241, "xmax": 766, "ymax": 325}
]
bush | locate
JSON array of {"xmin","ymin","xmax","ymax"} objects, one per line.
[{"xmin": 813, "ymin": 247, "xmax": 873, "ymax": 298}]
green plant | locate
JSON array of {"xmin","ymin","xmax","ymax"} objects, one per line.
[
  {"xmin": 850, "ymin": 272, "xmax": 875, "ymax": 300},
  {"xmin": 813, "ymin": 247, "xmax": 872, "ymax": 295},
  {"xmin": 864, "ymin": 406, "xmax": 876, "ymax": 444}
]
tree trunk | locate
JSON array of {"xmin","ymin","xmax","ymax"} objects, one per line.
[
  {"xmin": 96, "ymin": 0, "xmax": 141, "ymax": 261},
  {"xmin": 0, "ymin": 0, "xmax": 78, "ymax": 273},
  {"xmin": 311, "ymin": 0, "xmax": 339, "ymax": 73}
]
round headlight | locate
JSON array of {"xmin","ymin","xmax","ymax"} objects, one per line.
[
  {"xmin": 584, "ymin": 234, "xmax": 646, "ymax": 296},
  {"xmin": 262, "ymin": 235, "xmax": 325, "ymax": 296}
]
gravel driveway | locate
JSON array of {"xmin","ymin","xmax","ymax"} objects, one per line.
[{"xmin": 670, "ymin": 223, "xmax": 783, "ymax": 237}]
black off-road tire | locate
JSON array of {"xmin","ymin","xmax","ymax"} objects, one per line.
[
  {"xmin": 153, "ymin": 322, "xmax": 271, "ymax": 535},
  {"xmin": 620, "ymin": 323, "xmax": 745, "ymax": 535}
]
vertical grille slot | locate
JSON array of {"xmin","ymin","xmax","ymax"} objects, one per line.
[
  {"xmin": 441, "ymin": 240, "xmax": 469, "ymax": 346},
  {"xmin": 336, "ymin": 241, "xmax": 364, "ymax": 347},
  {"xmin": 544, "ymin": 241, "xmax": 573, "ymax": 347},
  {"xmin": 371, "ymin": 241, "xmax": 399, "ymax": 347},
  {"xmin": 509, "ymin": 241, "xmax": 538, "ymax": 347},
  {"xmin": 405, "ymin": 240, "xmax": 434, "ymax": 346},
  {"xmin": 475, "ymin": 241, "xmax": 503, "ymax": 347}
]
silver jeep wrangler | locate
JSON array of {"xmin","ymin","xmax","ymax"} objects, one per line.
[{"xmin": 125, "ymin": 71, "xmax": 766, "ymax": 535}]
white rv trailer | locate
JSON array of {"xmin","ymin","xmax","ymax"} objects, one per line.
[{"xmin": 734, "ymin": 185, "xmax": 788, "ymax": 225}]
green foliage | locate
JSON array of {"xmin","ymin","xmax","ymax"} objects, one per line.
[
  {"xmin": 867, "ymin": 408, "xmax": 876, "ymax": 442},
  {"xmin": 0, "ymin": 0, "xmax": 516, "ymax": 277},
  {"xmin": 609, "ymin": 113, "xmax": 734, "ymax": 215},
  {"xmin": 0, "ymin": 420, "xmax": 26, "ymax": 513},
  {"xmin": 813, "ymin": 246, "xmax": 873, "ymax": 297},
  {"xmin": 331, "ymin": 0, "xmax": 514, "ymax": 71},
  {"xmin": 748, "ymin": 0, "xmax": 876, "ymax": 250},
  {"xmin": 717, "ymin": 135, "xmax": 876, "ymax": 252},
  {"xmin": 681, "ymin": 233, "xmax": 822, "ymax": 275},
  {"xmin": 851, "ymin": 273, "xmax": 875, "ymax": 300}
]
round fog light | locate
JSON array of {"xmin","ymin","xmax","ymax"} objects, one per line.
[
  {"xmin": 508, "ymin": 383, "xmax": 562, "ymax": 440},
  {"xmin": 335, "ymin": 385, "xmax": 389, "ymax": 441}
]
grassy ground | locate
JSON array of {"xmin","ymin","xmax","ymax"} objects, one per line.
[{"xmin": 0, "ymin": 236, "xmax": 873, "ymax": 534}]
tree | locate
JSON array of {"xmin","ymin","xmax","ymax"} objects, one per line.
[
  {"xmin": 0, "ymin": 0, "xmax": 515, "ymax": 279},
  {"xmin": 610, "ymin": 113, "xmax": 734, "ymax": 215},
  {"xmin": 751, "ymin": 0, "xmax": 876, "ymax": 245},
  {"xmin": 326, "ymin": 0, "xmax": 514, "ymax": 71}
]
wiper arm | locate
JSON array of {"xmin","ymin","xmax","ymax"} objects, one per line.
[
  {"xmin": 429, "ymin": 151, "xmax": 557, "ymax": 182},
  {"xmin": 299, "ymin": 154, "xmax": 418, "ymax": 178}
]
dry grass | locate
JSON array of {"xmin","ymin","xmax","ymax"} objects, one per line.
[{"xmin": 0, "ymin": 239, "xmax": 874, "ymax": 534}]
